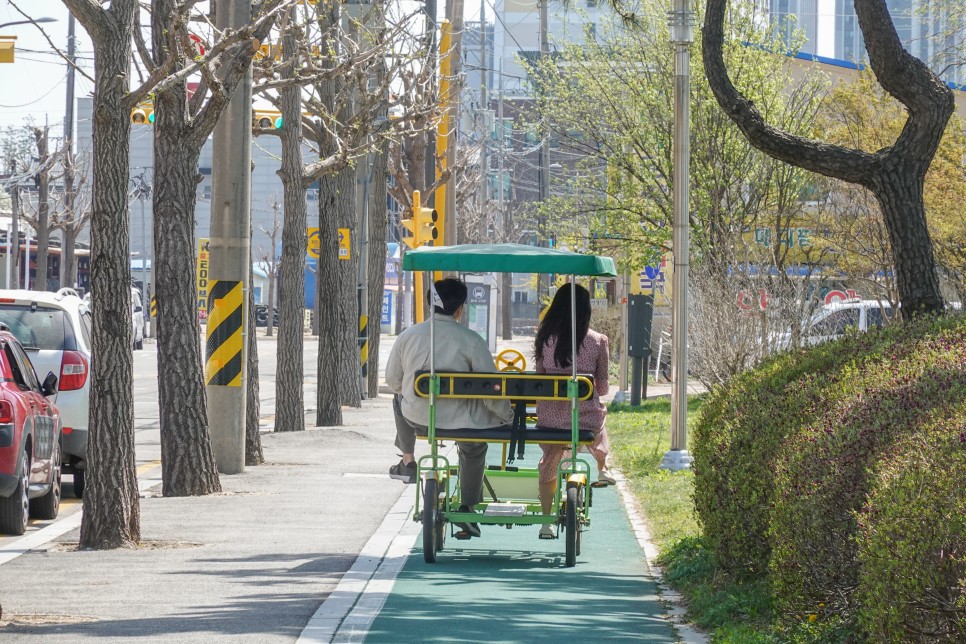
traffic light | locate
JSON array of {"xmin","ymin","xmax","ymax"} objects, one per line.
[
  {"xmin": 131, "ymin": 103, "xmax": 155, "ymax": 124},
  {"xmin": 253, "ymin": 109, "xmax": 282, "ymax": 130},
  {"xmin": 415, "ymin": 203, "xmax": 439, "ymax": 246},
  {"xmin": 401, "ymin": 190, "xmax": 423, "ymax": 249},
  {"xmin": 401, "ymin": 215, "xmax": 419, "ymax": 249}
]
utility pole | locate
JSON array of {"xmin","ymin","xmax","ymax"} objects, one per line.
[
  {"xmin": 443, "ymin": 0, "xmax": 463, "ymax": 247},
  {"xmin": 62, "ymin": 12, "xmax": 77, "ymax": 289},
  {"xmin": 537, "ymin": 0, "xmax": 550, "ymax": 301},
  {"xmin": 660, "ymin": 0, "xmax": 694, "ymax": 471},
  {"xmin": 207, "ymin": 0, "xmax": 253, "ymax": 474},
  {"xmin": 424, "ymin": 0, "xmax": 438, "ymax": 210}
]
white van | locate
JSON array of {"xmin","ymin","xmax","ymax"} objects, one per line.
[{"xmin": 772, "ymin": 299, "xmax": 894, "ymax": 350}]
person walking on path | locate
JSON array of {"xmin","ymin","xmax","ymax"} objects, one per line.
[
  {"xmin": 385, "ymin": 278, "xmax": 514, "ymax": 537},
  {"xmin": 533, "ymin": 283, "xmax": 615, "ymax": 539}
]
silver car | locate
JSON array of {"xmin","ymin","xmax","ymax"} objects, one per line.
[{"xmin": 0, "ymin": 288, "xmax": 92, "ymax": 497}]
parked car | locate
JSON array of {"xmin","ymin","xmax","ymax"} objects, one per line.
[
  {"xmin": 255, "ymin": 304, "xmax": 279, "ymax": 328},
  {"xmin": 0, "ymin": 324, "xmax": 62, "ymax": 535},
  {"xmin": 132, "ymin": 287, "xmax": 145, "ymax": 350},
  {"xmin": 0, "ymin": 289, "xmax": 92, "ymax": 498},
  {"xmin": 772, "ymin": 299, "xmax": 894, "ymax": 351}
]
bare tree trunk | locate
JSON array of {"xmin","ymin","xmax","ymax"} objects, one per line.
[
  {"xmin": 68, "ymin": 0, "xmax": 141, "ymax": 549},
  {"xmin": 274, "ymin": 20, "xmax": 308, "ymax": 432},
  {"xmin": 33, "ymin": 126, "xmax": 51, "ymax": 290},
  {"xmin": 316, "ymin": 168, "xmax": 348, "ymax": 424},
  {"xmin": 153, "ymin": 83, "xmax": 221, "ymax": 496},
  {"xmin": 337, "ymin": 163, "xmax": 359, "ymax": 409},
  {"xmin": 315, "ymin": 2, "xmax": 346, "ymax": 426},
  {"xmin": 367, "ymin": 137, "xmax": 388, "ymax": 398},
  {"xmin": 61, "ymin": 145, "xmax": 78, "ymax": 288},
  {"xmin": 246, "ymin": 261, "xmax": 264, "ymax": 464}
]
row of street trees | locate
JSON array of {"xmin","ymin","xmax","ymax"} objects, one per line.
[{"xmin": 48, "ymin": 0, "xmax": 448, "ymax": 548}]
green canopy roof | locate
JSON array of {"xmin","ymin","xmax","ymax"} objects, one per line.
[{"xmin": 402, "ymin": 243, "xmax": 617, "ymax": 277}]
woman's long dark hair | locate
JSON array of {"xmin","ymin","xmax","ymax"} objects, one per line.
[{"xmin": 534, "ymin": 283, "xmax": 592, "ymax": 369}]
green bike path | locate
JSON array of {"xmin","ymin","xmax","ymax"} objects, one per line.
[{"xmin": 364, "ymin": 451, "xmax": 679, "ymax": 643}]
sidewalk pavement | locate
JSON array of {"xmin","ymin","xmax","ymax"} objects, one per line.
[{"xmin": 0, "ymin": 396, "xmax": 404, "ymax": 642}]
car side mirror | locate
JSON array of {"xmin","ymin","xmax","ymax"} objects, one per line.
[
  {"xmin": 41, "ymin": 371, "xmax": 58, "ymax": 397},
  {"xmin": 134, "ymin": 305, "xmax": 143, "ymax": 313}
]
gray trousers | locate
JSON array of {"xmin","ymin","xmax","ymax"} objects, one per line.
[{"xmin": 393, "ymin": 395, "xmax": 488, "ymax": 507}]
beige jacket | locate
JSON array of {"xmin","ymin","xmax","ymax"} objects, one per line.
[{"xmin": 386, "ymin": 313, "xmax": 514, "ymax": 429}]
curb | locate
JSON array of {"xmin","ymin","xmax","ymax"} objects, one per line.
[{"xmin": 613, "ymin": 471, "xmax": 709, "ymax": 644}]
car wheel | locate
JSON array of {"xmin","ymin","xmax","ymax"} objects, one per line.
[
  {"xmin": 30, "ymin": 442, "xmax": 61, "ymax": 520},
  {"xmin": 135, "ymin": 338, "xmax": 143, "ymax": 350},
  {"xmin": 0, "ymin": 450, "xmax": 30, "ymax": 535},
  {"xmin": 72, "ymin": 469, "xmax": 85, "ymax": 499}
]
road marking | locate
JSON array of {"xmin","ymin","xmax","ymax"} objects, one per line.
[
  {"xmin": 297, "ymin": 489, "xmax": 419, "ymax": 643},
  {"xmin": 0, "ymin": 460, "xmax": 162, "ymax": 567}
]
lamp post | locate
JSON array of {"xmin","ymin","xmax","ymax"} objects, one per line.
[
  {"xmin": 660, "ymin": 1, "xmax": 694, "ymax": 471},
  {"xmin": 0, "ymin": 17, "xmax": 58, "ymax": 29},
  {"xmin": 0, "ymin": 17, "xmax": 57, "ymax": 64}
]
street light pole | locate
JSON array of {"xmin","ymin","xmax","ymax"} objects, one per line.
[
  {"xmin": 660, "ymin": 0, "xmax": 694, "ymax": 471},
  {"xmin": 537, "ymin": 0, "xmax": 550, "ymax": 302},
  {"xmin": 0, "ymin": 17, "xmax": 58, "ymax": 29}
]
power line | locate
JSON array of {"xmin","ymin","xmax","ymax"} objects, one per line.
[{"xmin": 0, "ymin": 72, "xmax": 67, "ymax": 108}]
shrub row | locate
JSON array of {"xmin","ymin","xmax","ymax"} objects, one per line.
[{"xmin": 692, "ymin": 314, "xmax": 966, "ymax": 637}]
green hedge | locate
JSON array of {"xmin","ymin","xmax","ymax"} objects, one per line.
[
  {"xmin": 769, "ymin": 319, "xmax": 966, "ymax": 616},
  {"xmin": 692, "ymin": 314, "xmax": 966, "ymax": 635},
  {"xmin": 857, "ymin": 410, "xmax": 966, "ymax": 641},
  {"xmin": 691, "ymin": 329, "xmax": 894, "ymax": 576}
]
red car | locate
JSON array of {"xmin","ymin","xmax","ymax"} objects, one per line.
[{"xmin": 0, "ymin": 326, "xmax": 62, "ymax": 535}]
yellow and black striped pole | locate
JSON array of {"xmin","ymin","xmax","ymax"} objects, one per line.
[
  {"xmin": 359, "ymin": 314, "xmax": 369, "ymax": 383},
  {"xmin": 205, "ymin": 280, "xmax": 244, "ymax": 387}
]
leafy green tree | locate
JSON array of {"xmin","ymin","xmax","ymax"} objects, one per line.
[
  {"xmin": 529, "ymin": 3, "xmax": 825, "ymax": 278},
  {"xmin": 704, "ymin": 0, "xmax": 954, "ymax": 316},
  {"xmin": 813, "ymin": 71, "xmax": 966, "ymax": 305}
]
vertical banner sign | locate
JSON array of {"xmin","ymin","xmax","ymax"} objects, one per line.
[
  {"xmin": 338, "ymin": 228, "xmax": 350, "ymax": 260},
  {"xmin": 196, "ymin": 238, "xmax": 210, "ymax": 319},
  {"xmin": 381, "ymin": 290, "xmax": 392, "ymax": 326},
  {"xmin": 205, "ymin": 280, "xmax": 244, "ymax": 387}
]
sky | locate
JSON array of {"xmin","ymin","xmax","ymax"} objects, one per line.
[{"xmin": 0, "ymin": 0, "xmax": 95, "ymax": 138}]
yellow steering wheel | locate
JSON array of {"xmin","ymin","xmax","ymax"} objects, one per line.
[{"xmin": 495, "ymin": 348, "xmax": 527, "ymax": 372}]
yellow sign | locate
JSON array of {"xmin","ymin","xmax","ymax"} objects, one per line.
[
  {"xmin": 196, "ymin": 238, "xmax": 210, "ymax": 318},
  {"xmin": 307, "ymin": 227, "xmax": 320, "ymax": 259},
  {"xmin": 338, "ymin": 228, "xmax": 350, "ymax": 260},
  {"xmin": 0, "ymin": 36, "xmax": 16, "ymax": 64}
]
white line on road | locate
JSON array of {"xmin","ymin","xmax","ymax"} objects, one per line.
[{"xmin": 297, "ymin": 487, "xmax": 419, "ymax": 644}]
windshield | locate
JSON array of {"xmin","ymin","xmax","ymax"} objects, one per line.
[{"xmin": 0, "ymin": 305, "xmax": 68, "ymax": 351}]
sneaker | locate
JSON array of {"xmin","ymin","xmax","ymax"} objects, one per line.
[
  {"xmin": 454, "ymin": 505, "xmax": 481, "ymax": 538},
  {"xmin": 538, "ymin": 524, "xmax": 555, "ymax": 540},
  {"xmin": 389, "ymin": 460, "xmax": 417, "ymax": 484},
  {"xmin": 597, "ymin": 469, "xmax": 617, "ymax": 486}
]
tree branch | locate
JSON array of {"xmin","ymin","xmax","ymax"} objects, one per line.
[
  {"xmin": 702, "ymin": 0, "xmax": 877, "ymax": 185},
  {"xmin": 10, "ymin": 0, "xmax": 96, "ymax": 83}
]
